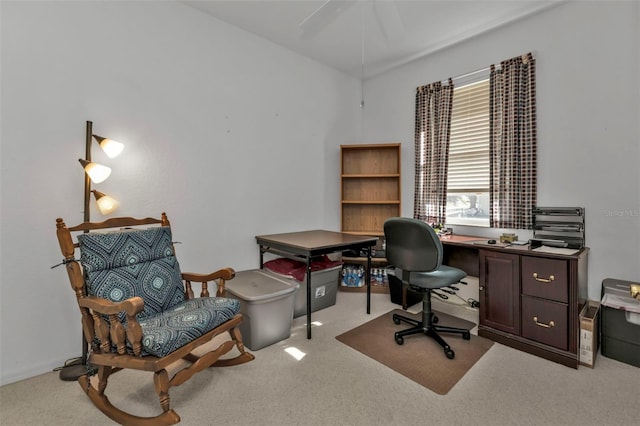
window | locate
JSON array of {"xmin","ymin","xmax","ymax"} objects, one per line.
[
  {"xmin": 446, "ymin": 78, "xmax": 490, "ymax": 227},
  {"xmin": 414, "ymin": 53, "xmax": 536, "ymax": 229}
]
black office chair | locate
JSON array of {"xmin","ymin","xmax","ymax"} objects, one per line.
[{"xmin": 384, "ymin": 217, "xmax": 471, "ymax": 359}]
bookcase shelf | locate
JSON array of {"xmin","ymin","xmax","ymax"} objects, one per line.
[
  {"xmin": 340, "ymin": 143, "xmax": 401, "ymax": 294},
  {"xmin": 340, "ymin": 143, "xmax": 401, "ymax": 236}
]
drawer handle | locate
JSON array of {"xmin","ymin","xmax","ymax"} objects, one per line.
[
  {"xmin": 533, "ymin": 316, "xmax": 555, "ymax": 328},
  {"xmin": 533, "ymin": 272, "xmax": 555, "ymax": 283}
]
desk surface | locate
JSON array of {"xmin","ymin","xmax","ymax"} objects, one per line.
[
  {"xmin": 440, "ymin": 235, "xmax": 529, "ymax": 251},
  {"xmin": 439, "ymin": 235, "xmax": 587, "ymax": 278},
  {"xmin": 439, "ymin": 235, "xmax": 484, "ymax": 245},
  {"xmin": 440, "ymin": 235, "xmax": 586, "ymax": 258},
  {"xmin": 256, "ymin": 230, "xmax": 378, "ymax": 256}
]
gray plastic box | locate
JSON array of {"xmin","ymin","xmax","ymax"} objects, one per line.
[
  {"xmin": 265, "ymin": 265, "xmax": 340, "ymax": 318},
  {"xmin": 225, "ymin": 269, "xmax": 299, "ymax": 351}
]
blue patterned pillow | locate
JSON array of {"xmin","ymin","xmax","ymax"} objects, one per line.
[
  {"xmin": 139, "ymin": 297, "xmax": 240, "ymax": 357},
  {"xmin": 78, "ymin": 227, "xmax": 186, "ymax": 320}
]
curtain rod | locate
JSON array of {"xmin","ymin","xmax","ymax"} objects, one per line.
[
  {"xmin": 418, "ymin": 52, "xmax": 537, "ymax": 90},
  {"xmin": 453, "ymin": 65, "xmax": 490, "ymax": 83},
  {"xmin": 451, "ymin": 66, "xmax": 491, "ymax": 87},
  {"xmin": 417, "ymin": 65, "xmax": 489, "ymax": 91}
]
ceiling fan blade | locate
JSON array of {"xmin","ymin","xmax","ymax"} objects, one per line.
[
  {"xmin": 373, "ymin": 0, "xmax": 404, "ymax": 42},
  {"xmin": 299, "ymin": 0, "xmax": 358, "ymax": 39}
]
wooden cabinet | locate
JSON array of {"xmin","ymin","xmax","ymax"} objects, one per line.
[
  {"xmin": 479, "ymin": 251, "xmax": 520, "ymax": 335},
  {"xmin": 521, "ymin": 296, "xmax": 569, "ymax": 351},
  {"xmin": 478, "ymin": 247, "xmax": 588, "ymax": 368},
  {"xmin": 340, "ymin": 143, "xmax": 401, "ymax": 236},
  {"xmin": 520, "ymin": 256, "xmax": 571, "ymax": 351}
]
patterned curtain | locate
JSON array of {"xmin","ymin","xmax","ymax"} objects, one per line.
[
  {"xmin": 414, "ymin": 79, "xmax": 454, "ymax": 224},
  {"xmin": 489, "ymin": 53, "xmax": 537, "ymax": 229}
]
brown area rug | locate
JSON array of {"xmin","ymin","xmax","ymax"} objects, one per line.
[{"xmin": 336, "ymin": 309, "xmax": 494, "ymax": 395}]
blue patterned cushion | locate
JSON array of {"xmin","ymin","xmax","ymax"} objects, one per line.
[
  {"xmin": 78, "ymin": 226, "xmax": 241, "ymax": 357},
  {"xmin": 139, "ymin": 297, "xmax": 240, "ymax": 357},
  {"xmin": 78, "ymin": 227, "xmax": 186, "ymax": 320}
]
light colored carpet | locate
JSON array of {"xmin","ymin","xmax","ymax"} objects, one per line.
[{"xmin": 1, "ymin": 291, "xmax": 639, "ymax": 426}]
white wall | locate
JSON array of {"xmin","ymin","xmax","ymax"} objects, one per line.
[
  {"xmin": 0, "ymin": 0, "xmax": 360, "ymax": 384},
  {"xmin": 363, "ymin": 1, "xmax": 640, "ymax": 300}
]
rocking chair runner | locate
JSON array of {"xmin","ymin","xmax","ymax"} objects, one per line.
[{"xmin": 55, "ymin": 213, "xmax": 254, "ymax": 425}]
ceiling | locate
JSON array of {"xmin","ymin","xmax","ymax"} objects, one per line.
[{"xmin": 180, "ymin": 0, "xmax": 563, "ymax": 79}]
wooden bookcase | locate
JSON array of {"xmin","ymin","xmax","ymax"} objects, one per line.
[
  {"xmin": 340, "ymin": 143, "xmax": 401, "ymax": 294},
  {"xmin": 340, "ymin": 143, "xmax": 401, "ymax": 236}
]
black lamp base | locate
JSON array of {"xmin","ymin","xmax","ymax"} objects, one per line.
[{"xmin": 58, "ymin": 359, "xmax": 91, "ymax": 381}]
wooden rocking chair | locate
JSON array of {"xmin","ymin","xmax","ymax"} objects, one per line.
[{"xmin": 55, "ymin": 213, "xmax": 254, "ymax": 425}]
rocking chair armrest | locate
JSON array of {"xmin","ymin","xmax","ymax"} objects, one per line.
[
  {"xmin": 78, "ymin": 295, "xmax": 145, "ymax": 317},
  {"xmin": 181, "ymin": 267, "xmax": 236, "ymax": 282},
  {"xmin": 78, "ymin": 296, "xmax": 145, "ymax": 356},
  {"xmin": 181, "ymin": 267, "xmax": 236, "ymax": 298}
]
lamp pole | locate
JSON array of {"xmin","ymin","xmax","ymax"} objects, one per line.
[
  {"xmin": 84, "ymin": 120, "xmax": 93, "ymax": 223},
  {"xmin": 58, "ymin": 120, "xmax": 95, "ymax": 381},
  {"xmin": 59, "ymin": 120, "xmax": 122, "ymax": 380}
]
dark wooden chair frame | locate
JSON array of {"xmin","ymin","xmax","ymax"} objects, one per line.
[{"xmin": 55, "ymin": 213, "xmax": 254, "ymax": 425}]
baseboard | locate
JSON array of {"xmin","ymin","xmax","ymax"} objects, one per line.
[{"xmin": 1, "ymin": 357, "xmax": 76, "ymax": 386}]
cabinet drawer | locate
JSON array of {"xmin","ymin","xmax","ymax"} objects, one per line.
[
  {"xmin": 521, "ymin": 296, "xmax": 568, "ymax": 350},
  {"xmin": 522, "ymin": 257, "xmax": 568, "ymax": 303}
]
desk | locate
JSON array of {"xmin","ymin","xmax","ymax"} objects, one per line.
[
  {"xmin": 436, "ymin": 235, "xmax": 589, "ymax": 368},
  {"xmin": 256, "ymin": 230, "xmax": 378, "ymax": 339}
]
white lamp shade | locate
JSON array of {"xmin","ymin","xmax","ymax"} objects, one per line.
[
  {"xmin": 92, "ymin": 191, "xmax": 120, "ymax": 215},
  {"xmin": 80, "ymin": 160, "xmax": 111, "ymax": 183},
  {"xmin": 98, "ymin": 138, "xmax": 124, "ymax": 159}
]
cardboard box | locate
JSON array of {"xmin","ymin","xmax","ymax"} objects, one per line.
[{"xmin": 579, "ymin": 300, "xmax": 599, "ymax": 368}]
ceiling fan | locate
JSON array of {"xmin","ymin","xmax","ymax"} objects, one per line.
[{"xmin": 299, "ymin": 0, "xmax": 404, "ymax": 42}]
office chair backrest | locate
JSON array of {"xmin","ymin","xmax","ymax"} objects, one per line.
[{"xmin": 384, "ymin": 217, "xmax": 443, "ymax": 272}]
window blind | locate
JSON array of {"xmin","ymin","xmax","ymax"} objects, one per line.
[{"xmin": 447, "ymin": 79, "xmax": 490, "ymax": 192}]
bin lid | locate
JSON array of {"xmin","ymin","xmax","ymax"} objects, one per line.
[
  {"xmin": 263, "ymin": 255, "xmax": 342, "ymax": 282},
  {"xmin": 227, "ymin": 270, "xmax": 298, "ymax": 302}
]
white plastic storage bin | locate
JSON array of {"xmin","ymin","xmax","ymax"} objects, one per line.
[
  {"xmin": 225, "ymin": 269, "xmax": 299, "ymax": 351},
  {"xmin": 263, "ymin": 257, "xmax": 341, "ymax": 318}
]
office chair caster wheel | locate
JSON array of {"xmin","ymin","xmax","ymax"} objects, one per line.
[
  {"xmin": 394, "ymin": 333, "xmax": 404, "ymax": 345},
  {"xmin": 444, "ymin": 348, "xmax": 455, "ymax": 359},
  {"xmin": 463, "ymin": 331, "xmax": 471, "ymax": 340},
  {"xmin": 393, "ymin": 315, "xmax": 401, "ymax": 325}
]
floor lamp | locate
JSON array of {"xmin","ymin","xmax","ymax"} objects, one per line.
[{"xmin": 58, "ymin": 120, "xmax": 124, "ymax": 381}]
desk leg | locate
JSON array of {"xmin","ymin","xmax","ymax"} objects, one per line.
[
  {"xmin": 259, "ymin": 246, "xmax": 264, "ymax": 269},
  {"xmin": 366, "ymin": 246, "xmax": 371, "ymax": 314},
  {"xmin": 306, "ymin": 257, "xmax": 312, "ymax": 339}
]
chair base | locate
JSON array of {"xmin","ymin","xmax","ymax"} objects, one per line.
[
  {"xmin": 79, "ymin": 320, "xmax": 254, "ymax": 425},
  {"xmin": 79, "ymin": 375, "xmax": 181, "ymax": 426},
  {"xmin": 393, "ymin": 288, "xmax": 470, "ymax": 359}
]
